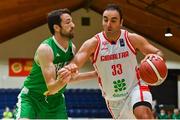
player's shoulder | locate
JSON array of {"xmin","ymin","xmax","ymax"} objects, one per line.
[
  {"xmin": 41, "ymin": 37, "xmax": 53, "ymax": 44},
  {"xmin": 87, "ymin": 35, "xmax": 98, "ymax": 44},
  {"xmin": 127, "ymin": 31, "xmax": 139, "ymax": 39},
  {"xmin": 84, "ymin": 36, "xmax": 98, "ymax": 46},
  {"xmin": 127, "ymin": 31, "xmax": 149, "ymax": 50},
  {"xmin": 80, "ymin": 36, "xmax": 99, "ymax": 53},
  {"xmin": 90, "ymin": 36, "xmax": 99, "ymax": 42},
  {"xmin": 37, "ymin": 37, "xmax": 52, "ymax": 49},
  {"xmin": 36, "ymin": 43, "xmax": 54, "ymax": 63},
  {"xmin": 127, "ymin": 31, "xmax": 145, "ymax": 41},
  {"xmin": 37, "ymin": 43, "xmax": 53, "ymax": 57}
]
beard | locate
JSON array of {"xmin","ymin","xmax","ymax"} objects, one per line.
[{"xmin": 60, "ymin": 29, "xmax": 74, "ymax": 39}]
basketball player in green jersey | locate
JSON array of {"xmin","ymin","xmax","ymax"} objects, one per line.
[{"xmin": 14, "ymin": 8, "xmax": 97, "ymax": 119}]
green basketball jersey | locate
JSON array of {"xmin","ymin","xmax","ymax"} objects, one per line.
[{"xmin": 23, "ymin": 36, "xmax": 74, "ymax": 95}]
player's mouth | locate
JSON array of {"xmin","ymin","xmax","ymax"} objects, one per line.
[
  {"xmin": 107, "ymin": 27, "xmax": 112, "ymax": 31},
  {"xmin": 70, "ymin": 29, "xmax": 74, "ymax": 33}
]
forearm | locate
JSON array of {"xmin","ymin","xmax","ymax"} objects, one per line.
[
  {"xmin": 37, "ymin": 45, "xmax": 69, "ymax": 96},
  {"xmin": 71, "ymin": 54, "xmax": 88, "ymax": 68},
  {"xmin": 70, "ymin": 38, "xmax": 97, "ymax": 69},
  {"xmin": 46, "ymin": 68, "xmax": 71, "ymax": 94},
  {"xmin": 70, "ymin": 71, "xmax": 98, "ymax": 82},
  {"xmin": 46, "ymin": 77, "xmax": 68, "ymax": 95}
]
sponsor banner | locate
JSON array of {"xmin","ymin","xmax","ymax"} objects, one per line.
[{"xmin": 9, "ymin": 58, "xmax": 33, "ymax": 76}]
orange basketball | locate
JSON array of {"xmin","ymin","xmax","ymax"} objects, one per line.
[{"xmin": 139, "ymin": 55, "xmax": 168, "ymax": 86}]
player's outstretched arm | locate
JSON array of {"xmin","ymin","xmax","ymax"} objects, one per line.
[
  {"xmin": 70, "ymin": 71, "xmax": 98, "ymax": 82},
  {"xmin": 58, "ymin": 68, "xmax": 97, "ymax": 82},
  {"xmin": 58, "ymin": 37, "xmax": 99, "ymax": 82},
  {"xmin": 62, "ymin": 37, "xmax": 98, "ymax": 76},
  {"xmin": 71, "ymin": 37, "xmax": 98, "ymax": 69},
  {"xmin": 37, "ymin": 44, "xmax": 71, "ymax": 95}
]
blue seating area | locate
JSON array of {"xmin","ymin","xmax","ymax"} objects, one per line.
[
  {"xmin": 0, "ymin": 88, "xmax": 111, "ymax": 118},
  {"xmin": 64, "ymin": 89, "xmax": 111, "ymax": 118}
]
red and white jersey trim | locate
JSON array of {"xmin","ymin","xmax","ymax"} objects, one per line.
[
  {"xmin": 92, "ymin": 35, "xmax": 101, "ymax": 63},
  {"xmin": 124, "ymin": 30, "xmax": 136, "ymax": 55}
]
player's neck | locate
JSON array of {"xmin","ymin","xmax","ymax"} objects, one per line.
[
  {"xmin": 104, "ymin": 30, "xmax": 121, "ymax": 42},
  {"xmin": 54, "ymin": 34, "xmax": 69, "ymax": 49}
]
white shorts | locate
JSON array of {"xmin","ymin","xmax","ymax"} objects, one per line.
[{"xmin": 105, "ymin": 84, "xmax": 152, "ymax": 119}]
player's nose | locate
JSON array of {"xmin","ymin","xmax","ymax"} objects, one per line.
[{"xmin": 71, "ymin": 22, "xmax": 75, "ymax": 28}]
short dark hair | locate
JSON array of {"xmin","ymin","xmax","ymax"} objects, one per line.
[
  {"xmin": 47, "ymin": 8, "xmax": 71, "ymax": 35},
  {"xmin": 104, "ymin": 3, "xmax": 123, "ymax": 21}
]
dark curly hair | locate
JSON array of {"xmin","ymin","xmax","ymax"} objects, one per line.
[{"xmin": 47, "ymin": 8, "xmax": 71, "ymax": 35}]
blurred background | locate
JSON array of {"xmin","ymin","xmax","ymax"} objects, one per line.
[{"xmin": 0, "ymin": 0, "xmax": 180, "ymax": 119}]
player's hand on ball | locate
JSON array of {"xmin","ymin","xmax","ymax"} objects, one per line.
[
  {"xmin": 139, "ymin": 53, "xmax": 167, "ymax": 86},
  {"xmin": 141, "ymin": 54, "xmax": 163, "ymax": 63}
]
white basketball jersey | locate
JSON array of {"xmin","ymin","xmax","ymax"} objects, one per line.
[{"xmin": 93, "ymin": 30, "xmax": 146, "ymax": 100}]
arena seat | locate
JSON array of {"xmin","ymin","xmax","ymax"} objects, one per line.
[
  {"xmin": 65, "ymin": 89, "xmax": 110, "ymax": 118},
  {"xmin": 0, "ymin": 88, "xmax": 110, "ymax": 118},
  {"xmin": 0, "ymin": 109, "xmax": 4, "ymax": 119}
]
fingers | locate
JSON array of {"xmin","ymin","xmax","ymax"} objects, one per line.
[
  {"xmin": 64, "ymin": 63, "xmax": 78, "ymax": 74},
  {"xmin": 147, "ymin": 54, "xmax": 162, "ymax": 61},
  {"xmin": 57, "ymin": 68, "xmax": 71, "ymax": 80},
  {"xmin": 141, "ymin": 54, "xmax": 154, "ymax": 63},
  {"xmin": 141, "ymin": 54, "xmax": 162, "ymax": 63},
  {"xmin": 58, "ymin": 73, "xmax": 71, "ymax": 84},
  {"xmin": 57, "ymin": 63, "xmax": 79, "ymax": 83},
  {"xmin": 141, "ymin": 55, "xmax": 150, "ymax": 63},
  {"xmin": 57, "ymin": 68, "xmax": 67, "ymax": 75}
]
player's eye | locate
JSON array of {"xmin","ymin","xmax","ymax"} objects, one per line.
[
  {"xmin": 111, "ymin": 19, "xmax": 117, "ymax": 23},
  {"xmin": 104, "ymin": 19, "xmax": 108, "ymax": 22},
  {"xmin": 65, "ymin": 21, "xmax": 70, "ymax": 24}
]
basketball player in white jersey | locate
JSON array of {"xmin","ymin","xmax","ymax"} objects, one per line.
[{"xmin": 59, "ymin": 3, "xmax": 165, "ymax": 119}]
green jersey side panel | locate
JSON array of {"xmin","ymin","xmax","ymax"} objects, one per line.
[{"xmin": 24, "ymin": 37, "xmax": 74, "ymax": 95}]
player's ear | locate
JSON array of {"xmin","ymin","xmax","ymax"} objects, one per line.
[
  {"xmin": 120, "ymin": 19, "xmax": 123, "ymax": 27},
  {"xmin": 53, "ymin": 24, "xmax": 60, "ymax": 33}
]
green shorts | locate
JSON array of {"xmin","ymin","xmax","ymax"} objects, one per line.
[{"xmin": 14, "ymin": 87, "xmax": 67, "ymax": 119}]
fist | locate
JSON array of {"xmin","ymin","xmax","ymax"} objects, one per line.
[
  {"xmin": 57, "ymin": 67, "xmax": 71, "ymax": 80},
  {"xmin": 64, "ymin": 63, "xmax": 79, "ymax": 76}
]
